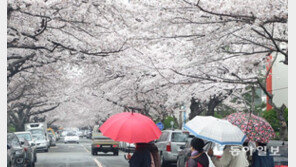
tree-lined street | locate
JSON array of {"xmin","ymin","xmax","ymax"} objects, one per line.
[{"xmin": 6, "ymin": 0, "xmax": 288, "ymax": 166}]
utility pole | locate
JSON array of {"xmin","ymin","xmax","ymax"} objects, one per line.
[
  {"xmin": 179, "ymin": 110, "xmax": 182, "ymax": 129},
  {"xmin": 251, "ymin": 86, "xmax": 255, "ymax": 114}
]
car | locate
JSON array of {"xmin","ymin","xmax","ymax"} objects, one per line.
[
  {"xmin": 32, "ymin": 134, "xmax": 49, "ymax": 152},
  {"xmin": 61, "ymin": 131, "xmax": 68, "ymax": 138},
  {"xmin": 155, "ymin": 130, "xmax": 189, "ymax": 167},
  {"xmin": 77, "ymin": 131, "xmax": 83, "ymax": 137},
  {"xmin": 64, "ymin": 132, "xmax": 79, "ymax": 144},
  {"xmin": 26, "ymin": 124, "xmax": 50, "ymax": 148},
  {"xmin": 85, "ymin": 131, "xmax": 92, "ymax": 139},
  {"xmin": 91, "ymin": 125, "xmax": 119, "ymax": 156},
  {"xmin": 7, "ymin": 133, "xmax": 26, "ymax": 167},
  {"xmin": 15, "ymin": 131, "xmax": 37, "ymax": 164},
  {"xmin": 119, "ymin": 142, "xmax": 135, "ymax": 152},
  {"xmin": 49, "ymin": 134, "xmax": 56, "ymax": 146},
  {"xmin": 18, "ymin": 138, "xmax": 36, "ymax": 167},
  {"xmin": 7, "ymin": 147, "xmax": 12, "ymax": 167}
]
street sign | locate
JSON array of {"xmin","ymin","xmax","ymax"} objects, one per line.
[{"xmin": 156, "ymin": 122, "xmax": 164, "ymax": 131}]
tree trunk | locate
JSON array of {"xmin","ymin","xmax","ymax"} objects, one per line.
[
  {"xmin": 274, "ymin": 105, "xmax": 288, "ymax": 140},
  {"xmin": 14, "ymin": 122, "xmax": 25, "ymax": 131},
  {"xmin": 189, "ymin": 97, "xmax": 204, "ymax": 120},
  {"xmin": 206, "ymin": 96, "xmax": 221, "ymax": 116}
]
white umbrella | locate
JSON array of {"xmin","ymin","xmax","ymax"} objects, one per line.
[{"xmin": 184, "ymin": 116, "xmax": 246, "ymax": 145}]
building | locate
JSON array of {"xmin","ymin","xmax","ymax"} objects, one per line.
[{"xmin": 266, "ymin": 52, "xmax": 288, "ymax": 110}]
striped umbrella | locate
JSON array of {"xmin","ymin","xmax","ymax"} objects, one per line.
[{"xmin": 225, "ymin": 112, "xmax": 275, "ymax": 143}]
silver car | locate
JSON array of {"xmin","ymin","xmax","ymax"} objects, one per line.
[
  {"xmin": 32, "ymin": 134, "xmax": 49, "ymax": 152},
  {"xmin": 155, "ymin": 130, "xmax": 189, "ymax": 167},
  {"xmin": 15, "ymin": 131, "xmax": 37, "ymax": 165},
  {"xmin": 7, "ymin": 133, "xmax": 26, "ymax": 167}
]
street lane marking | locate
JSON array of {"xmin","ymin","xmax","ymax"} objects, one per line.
[
  {"xmin": 81, "ymin": 144, "xmax": 103, "ymax": 167},
  {"xmin": 81, "ymin": 144, "xmax": 90, "ymax": 153},
  {"xmin": 93, "ymin": 158, "xmax": 103, "ymax": 167}
]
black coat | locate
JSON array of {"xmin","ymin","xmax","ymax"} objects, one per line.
[
  {"xmin": 129, "ymin": 149, "xmax": 151, "ymax": 167},
  {"xmin": 251, "ymin": 150, "xmax": 274, "ymax": 167}
]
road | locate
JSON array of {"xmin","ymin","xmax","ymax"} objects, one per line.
[
  {"xmin": 35, "ymin": 138, "xmax": 286, "ymax": 167},
  {"xmin": 35, "ymin": 138, "xmax": 129, "ymax": 167}
]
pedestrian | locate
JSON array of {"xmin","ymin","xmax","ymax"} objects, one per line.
[
  {"xmin": 251, "ymin": 142, "xmax": 274, "ymax": 167},
  {"xmin": 186, "ymin": 137, "xmax": 209, "ymax": 167},
  {"xmin": 128, "ymin": 143, "xmax": 151, "ymax": 167},
  {"xmin": 147, "ymin": 142, "xmax": 161, "ymax": 167},
  {"xmin": 207, "ymin": 145, "xmax": 249, "ymax": 167}
]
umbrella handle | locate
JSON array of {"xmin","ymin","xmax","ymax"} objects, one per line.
[{"xmin": 124, "ymin": 152, "xmax": 132, "ymax": 160}]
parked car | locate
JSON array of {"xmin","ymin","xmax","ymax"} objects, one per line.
[
  {"xmin": 7, "ymin": 133, "xmax": 26, "ymax": 167},
  {"xmin": 77, "ymin": 131, "xmax": 83, "ymax": 137},
  {"xmin": 7, "ymin": 145, "xmax": 13, "ymax": 167},
  {"xmin": 49, "ymin": 134, "xmax": 56, "ymax": 146},
  {"xmin": 86, "ymin": 131, "xmax": 92, "ymax": 139},
  {"xmin": 155, "ymin": 130, "xmax": 189, "ymax": 167},
  {"xmin": 61, "ymin": 131, "xmax": 68, "ymax": 138},
  {"xmin": 15, "ymin": 131, "xmax": 37, "ymax": 164},
  {"xmin": 91, "ymin": 125, "xmax": 119, "ymax": 156},
  {"xmin": 32, "ymin": 134, "xmax": 49, "ymax": 152},
  {"xmin": 18, "ymin": 138, "xmax": 36, "ymax": 167},
  {"xmin": 64, "ymin": 132, "xmax": 79, "ymax": 144}
]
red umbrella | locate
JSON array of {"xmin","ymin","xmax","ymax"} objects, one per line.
[
  {"xmin": 99, "ymin": 112, "xmax": 162, "ymax": 143},
  {"xmin": 225, "ymin": 112, "xmax": 275, "ymax": 143}
]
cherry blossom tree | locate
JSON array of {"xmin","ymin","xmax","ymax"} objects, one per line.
[{"xmin": 7, "ymin": 0, "xmax": 287, "ymax": 139}]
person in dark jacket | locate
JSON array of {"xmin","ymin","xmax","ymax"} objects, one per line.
[
  {"xmin": 129, "ymin": 143, "xmax": 151, "ymax": 167},
  {"xmin": 251, "ymin": 142, "xmax": 274, "ymax": 167},
  {"xmin": 186, "ymin": 137, "xmax": 209, "ymax": 167}
]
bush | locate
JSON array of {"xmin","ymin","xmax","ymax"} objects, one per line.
[
  {"xmin": 8, "ymin": 125, "xmax": 16, "ymax": 133},
  {"xmin": 262, "ymin": 108, "xmax": 288, "ymax": 132}
]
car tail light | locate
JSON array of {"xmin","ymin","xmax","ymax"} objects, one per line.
[
  {"xmin": 96, "ymin": 145, "xmax": 100, "ymax": 147},
  {"xmin": 166, "ymin": 143, "xmax": 171, "ymax": 152},
  {"xmin": 113, "ymin": 145, "xmax": 118, "ymax": 148}
]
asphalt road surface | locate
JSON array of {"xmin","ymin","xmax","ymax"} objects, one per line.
[
  {"xmin": 35, "ymin": 138, "xmax": 129, "ymax": 167},
  {"xmin": 34, "ymin": 138, "xmax": 286, "ymax": 167}
]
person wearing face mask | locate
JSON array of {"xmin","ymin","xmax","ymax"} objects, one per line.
[{"xmin": 186, "ymin": 137, "xmax": 209, "ymax": 167}]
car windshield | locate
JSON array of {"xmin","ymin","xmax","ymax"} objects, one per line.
[
  {"xmin": 93, "ymin": 135, "xmax": 109, "ymax": 139},
  {"xmin": 16, "ymin": 133, "xmax": 32, "ymax": 141},
  {"xmin": 7, "ymin": 134, "xmax": 21, "ymax": 147},
  {"xmin": 67, "ymin": 133, "xmax": 76, "ymax": 136},
  {"xmin": 33, "ymin": 134, "xmax": 45, "ymax": 140},
  {"xmin": 171, "ymin": 132, "xmax": 189, "ymax": 142},
  {"xmin": 29, "ymin": 129, "xmax": 44, "ymax": 135}
]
